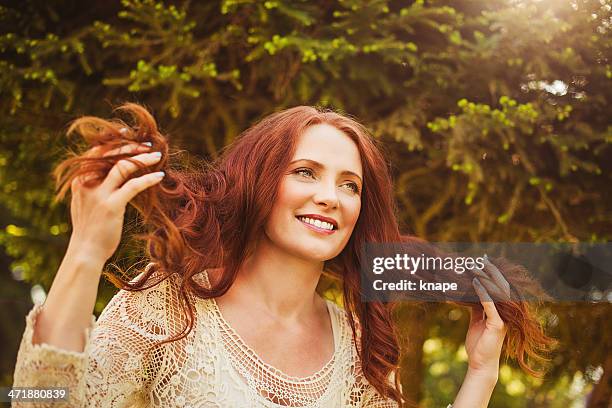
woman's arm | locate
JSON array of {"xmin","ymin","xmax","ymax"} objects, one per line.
[
  {"xmin": 13, "ymin": 298, "xmax": 149, "ymax": 408},
  {"xmin": 450, "ymin": 368, "xmax": 498, "ymax": 408},
  {"xmin": 32, "ymin": 240, "xmax": 106, "ymax": 351},
  {"xmin": 12, "ymin": 139, "xmax": 165, "ymax": 405},
  {"xmin": 450, "ymin": 258, "xmax": 509, "ymax": 408},
  {"xmin": 33, "ymin": 140, "xmax": 161, "ymax": 352},
  {"xmin": 12, "ymin": 270, "xmax": 168, "ymax": 407}
]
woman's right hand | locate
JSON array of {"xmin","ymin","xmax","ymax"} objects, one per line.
[{"xmin": 68, "ymin": 141, "xmax": 165, "ymax": 264}]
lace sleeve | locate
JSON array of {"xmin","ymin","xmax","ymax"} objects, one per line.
[
  {"xmin": 12, "ymin": 272, "xmax": 175, "ymax": 407},
  {"xmin": 12, "ymin": 303, "xmax": 96, "ymax": 407}
]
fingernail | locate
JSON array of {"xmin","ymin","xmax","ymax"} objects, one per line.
[
  {"xmin": 119, "ymin": 127, "xmax": 129, "ymax": 135},
  {"xmin": 141, "ymin": 141, "xmax": 153, "ymax": 147},
  {"xmin": 151, "ymin": 151, "xmax": 162, "ymax": 158},
  {"xmin": 152, "ymin": 171, "xmax": 165, "ymax": 178}
]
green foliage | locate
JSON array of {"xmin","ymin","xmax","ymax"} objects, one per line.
[
  {"xmin": 421, "ymin": 336, "xmax": 596, "ymax": 407},
  {"xmin": 1, "ymin": 0, "xmax": 610, "ymax": 405}
]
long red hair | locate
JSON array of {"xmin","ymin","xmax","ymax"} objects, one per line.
[{"xmin": 53, "ymin": 103, "xmax": 555, "ymax": 406}]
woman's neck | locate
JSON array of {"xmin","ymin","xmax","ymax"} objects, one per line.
[{"xmin": 222, "ymin": 236, "xmax": 325, "ymax": 322}]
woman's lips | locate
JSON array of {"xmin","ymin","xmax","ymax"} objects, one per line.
[{"xmin": 296, "ymin": 217, "xmax": 336, "ymax": 235}]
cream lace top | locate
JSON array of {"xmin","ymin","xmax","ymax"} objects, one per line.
[{"xmin": 12, "ymin": 268, "xmax": 399, "ymax": 407}]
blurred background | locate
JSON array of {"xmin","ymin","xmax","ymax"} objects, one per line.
[{"xmin": 0, "ymin": 0, "xmax": 610, "ymax": 406}]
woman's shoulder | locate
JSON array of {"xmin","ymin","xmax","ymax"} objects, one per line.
[
  {"xmin": 321, "ymin": 297, "xmax": 361, "ymax": 364},
  {"xmin": 97, "ymin": 264, "xmax": 183, "ymax": 341},
  {"xmin": 93, "ymin": 265, "xmax": 219, "ymax": 364},
  {"xmin": 323, "ymin": 298, "xmax": 358, "ymax": 338},
  {"xmin": 324, "ymin": 297, "xmax": 348, "ymax": 328},
  {"xmin": 103, "ymin": 266, "xmax": 224, "ymax": 328},
  {"xmin": 99, "ymin": 263, "xmax": 219, "ymax": 339}
]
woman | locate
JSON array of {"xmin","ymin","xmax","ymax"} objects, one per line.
[{"xmin": 12, "ymin": 104, "xmax": 553, "ymax": 407}]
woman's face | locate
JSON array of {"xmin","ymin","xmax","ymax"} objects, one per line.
[{"xmin": 264, "ymin": 123, "xmax": 363, "ymax": 262}]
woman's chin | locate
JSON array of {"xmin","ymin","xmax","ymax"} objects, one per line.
[{"xmin": 289, "ymin": 246, "xmax": 337, "ymax": 263}]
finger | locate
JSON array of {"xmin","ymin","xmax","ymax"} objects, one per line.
[
  {"xmin": 472, "ymin": 267, "xmax": 509, "ymax": 302},
  {"xmin": 469, "ymin": 305, "xmax": 484, "ymax": 325},
  {"xmin": 71, "ymin": 172, "xmax": 99, "ymax": 191},
  {"xmin": 82, "ymin": 143, "xmax": 152, "ymax": 161},
  {"xmin": 74, "ymin": 143, "xmax": 152, "ymax": 191},
  {"xmin": 472, "ymin": 266, "xmax": 495, "ymax": 284},
  {"xmin": 483, "ymin": 255, "xmax": 512, "ymax": 297},
  {"xmin": 101, "ymin": 142, "xmax": 153, "ymax": 158},
  {"xmin": 472, "ymin": 278, "xmax": 505, "ymax": 329},
  {"xmin": 102, "ymin": 152, "xmax": 163, "ymax": 191},
  {"xmin": 82, "ymin": 144, "xmax": 104, "ymax": 158},
  {"xmin": 108, "ymin": 171, "xmax": 165, "ymax": 207}
]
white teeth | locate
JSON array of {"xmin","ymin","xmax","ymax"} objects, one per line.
[{"xmin": 298, "ymin": 216, "xmax": 334, "ymax": 230}]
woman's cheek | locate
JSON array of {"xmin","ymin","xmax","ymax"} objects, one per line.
[
  {"xmin": 348, "ymin": 199, "xmax": 361, "ymax": 226},
  {"xmin": 341, "ymin": 201, "xmax": 360, "ymax": 237}
]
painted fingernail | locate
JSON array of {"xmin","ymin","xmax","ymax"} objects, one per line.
[
  {"xmin": 151, "ymin": 151, "xmax": 162, "ymax": 158},
  {"xmin": 141, "ymin": 141, "xmax": 153, "ymax": 147}
]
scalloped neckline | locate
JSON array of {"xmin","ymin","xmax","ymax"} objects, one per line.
[{"xmin": 203, "ymin": 269, "xmax": 339, "ymax": 384}]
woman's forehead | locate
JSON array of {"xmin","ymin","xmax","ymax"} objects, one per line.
[{"xmin": 292, "ymin": 124, "xmax": 363, "ymax": 176}]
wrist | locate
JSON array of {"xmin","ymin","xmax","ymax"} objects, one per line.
[
  {"xmin": 65, "ymin": 239, "xmax": 108, "ymax": 269},
  {"xmin": 465, "ymin": 367, "xmax": 499, "ymax": 388},
  {"xmin": 451, "ymin": 367, "xmax": 499, "ymax": 408}
]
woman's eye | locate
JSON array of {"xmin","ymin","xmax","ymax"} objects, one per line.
[
  {"xmin": 294, "ymin": 168, "xmax": 360, "ymax": 194},
  {"xmin": 344, "ymin": 183, "xmax": 360, "ymax": 194},
  {"xmin": 295, "ymin": 168, "xmax": 314, "ymax": 178}
]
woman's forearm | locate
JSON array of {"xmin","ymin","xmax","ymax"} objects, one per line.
[
  {"xmin": 32, "ymin": 240, "xmax": 106, "ymax": 352},
  {"xmin": 451, "ymin": 368, "xmax": 498, "ymax": 408}
]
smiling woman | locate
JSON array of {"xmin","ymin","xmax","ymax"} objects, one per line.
[
  {"xmin": 11, "ymin": 103, "xmax": 554, "ymax": 408},
  {"xmin": 265, "ymin": 124, "xmax": 363, "ymax": 262}
]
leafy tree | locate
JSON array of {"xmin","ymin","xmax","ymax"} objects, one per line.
[{"xmin": 1, "ymin": 0, "xmax": 610, "ymax": 406}]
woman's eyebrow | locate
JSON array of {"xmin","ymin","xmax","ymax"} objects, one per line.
[{"xmin": 289, "ymin": 159, "xmax": 362, "ymax": 182}]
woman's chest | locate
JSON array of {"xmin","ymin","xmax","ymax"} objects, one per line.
[
  {"xmin": 226, "ymin": 319, "xmax": 336, "ymax": 378},
  {"xmin": 145, "ymin": 302, "xmax": 357, "ymax": 408}
]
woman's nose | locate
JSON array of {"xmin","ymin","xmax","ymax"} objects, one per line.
[{"xmin": 313, "ymin": 182, "xmax": 339, "ymax": 208}]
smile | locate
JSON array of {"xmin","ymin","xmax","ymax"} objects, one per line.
[{"xmin": 296, "ymin": 216, "xmax": 337, "ymax": 235}]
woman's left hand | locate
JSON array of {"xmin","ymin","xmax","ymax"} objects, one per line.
[{"xmin": 465, "ymin": 257, "xmax": 511, "ymax": 377}]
